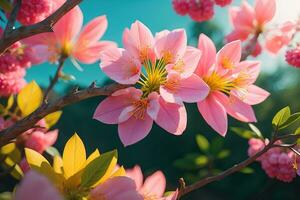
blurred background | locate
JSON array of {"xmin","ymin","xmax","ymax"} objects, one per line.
[{"xmin": 23, "ymin": 0, "xmax": 300, "ymax": 199}]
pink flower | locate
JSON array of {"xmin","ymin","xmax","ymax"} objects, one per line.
[
  {"xmin": 25, "ymin": 130, "xmax": 58, "ymax": 153},
  {"xmin": 24, "ymin": 5, "xmax": 115, "ymax": 65},
  {"xmin": 89, "ymin": 176, "xmax": 143, "ymax": 200},
  {"xmin": 195, "ymin": 34, "xmax": 269, "ymax": 136},
  {"xmin": 188, "ymin": 0, "xmax": 215, "ymax": 22},
  {"xmin": 14, "ymin": 171, "xmax": 63, "ymax": 200},
  {"xmin": 214, "ymin": 0, "xmax": 232, "ymax": 7},
  {"xmin": 0, "ymin": 69, "xmax": 26, "ymax": 97},
  {"xmin": 126, "ymin": 165, "xmax": 178, "ymax": 200},
  {"xmin": 94, "ymin": 21, "xmax": 209, "ymax": 146},
  {"xmin": 227, "ymin": 0, "xmax": 276, "ymax": 42},
  {"xmin": 265, "ymin": 21, "xmax": 296, "ymax": 54},
  {"xmin": 172, "ymin": 0, "xmax": 190, "ymax": 16}
]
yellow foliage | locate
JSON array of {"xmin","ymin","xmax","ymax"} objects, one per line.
[{"xmin": 44, "ymin": 111, "xmax": 63, "ymax": 129}]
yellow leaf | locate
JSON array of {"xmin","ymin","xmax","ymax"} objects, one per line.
[
  {"xmin": 6, "ymin": 95, "xmax": 14, "ymax": 110},
  {"xmin": 63, "ymin": 133, "xmax": 86, "ymax": 179},
  {"xmin": 1, "ymin": 143, "xmax": 21, "ymax": 163},
  {"xmin": 1, "ymin": 143, "xmax": 16, "ymax": 155},
  {"xmin": 44, "ymin": 111, "xmax": 63, "ymax": 129},
  {"xmin": 17, "ymin": 81, "xmax": 43, "ymax": 116},
  {"xmin": 111, "ymin": 166, "xmax": 126, "ymax": 177},
  {"xmin": 24, "ymin": 148, "xmax": 58, "ymax": 183},
  {"xmin": 85, "ymin": 149, "xmax": 100, "ymax": 166},
  {"xmin": 53, "ymin": 156, "xmax": 63, "ymax": 174},
  {"xmin": 3, "ymin": 157, "xmax": 23, "ymax": 180}
]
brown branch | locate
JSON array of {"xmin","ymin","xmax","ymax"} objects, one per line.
[
  {"xmin": 0, "ymin": 83, "xmax": 126, "ymax": 147},
  {"xmin": 241, "ymin": 32, "xmax": 261, "ymax": 61},
  {"xmin": 44, "ymin": 56, "xmax": 67, "ymax": 101},
  {"xmin": 0, "ymin": 0, "xmax": 83, "ymax": 54},
  {"xmin": 177, "ymin": 133, "xmax": 300, "ymax": 199},
  {"xmin": 3, "ymin": 0, "xmax": 21, "ymax": 37}
]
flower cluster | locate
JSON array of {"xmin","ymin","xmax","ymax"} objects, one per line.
[
  {"xmin": 0, "ymin": 35, "xmax": 37, "ymax": 96},
  {"xmin": 94, "ymin": 21, "xmax": 210, "ymax": 146},
  {"xmin": 172, "ymin": 0, "xmax": 232, "ymax": 22},
  {"xmin": 248, "ymin": 138, "xmax": 300, "ymax": 182},
  {"xmin": 285, "ymin": 46, "xmax": 300, "ymax": 68}
]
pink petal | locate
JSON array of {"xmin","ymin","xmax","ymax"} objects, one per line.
[
  {"xmin": 255, "ymin": 0, "xmax": 276, "ymax": 25},
  {"xmin": 160, "ymin": 73, "xmax": 209, "ymax": 104},
  {"xmin": 76, "ymin": 15, "xmax": 108, "ymax": 46},
  {"xmin": 167, "ymin": 46, "xmax": 202, "ymax": 78},
  {"xmin": 126, "ymin": 165, "xmax": 144, "ymax": 189},
  {"xmin": 123, "ymin": 21, "xmax": 154, "ymax": 62},
  {"xmin": 164, "ymin": 190, "xmax": 179, "ymax": 200},
  {"xmin": 93, "ymin": 87, "xmax": 142, "ymax": 124},
  {"xmin": 141, "ymin": 171, "xmax": 166, "ymax": 197},
  {"xmin": 195, "ymin": 34, "xmax": 216, "ymax": 76},
  {"xmin": 53, "ymin": 6, "xmax": 83, "ymax": 45},
  {"xmin": 14, "ymin": 171, "xmax": 63, "ymax": 200},
  {"xmin": 233, "ymin": 1, "xmax": 255, "ymax": 30},
  {"xmin": 226, "ymin": 29, "xmax": 251, "ymax": 42},
  {"xmin": 147, "ymin": 92, "xmax": 160, "ymax": 120},
  {"xmin": 155, "ymin": 98, "xmax": 187, "ymax": 135},
  {"xmin": 74, "ymin": 41, "xmax": 116, "ymax": 64},
  {"xmin": 234, "ymin": 60, "xmax": 261, "ymax": 85},
  {"xmin": 43, "ymin": 130, "xmax": 59, "ymax": 147},
  {"xmin": 154, "ymin": 29, "xmax": 187, "ymax": 63},
  {"xmin": 90, "ymin": 176, "xmax": 143, "ymax": 200},
  {"xmin": 197, "ymin": 92, "xmax": 228, "ymax": 136},
  {"xmin": 235, "ymin": 85, "xmax": 270, "ymax": 105},
  {"xmin": 219, "ymin": 94, "xmax": 257, "ymax": 122},
  {"xmin": 118, "ymin": 114, "xmax": 153, "ymax": 146},
  {"xmin": 100, "ymin": 47, "xmax": 142, "ymax": 84}
]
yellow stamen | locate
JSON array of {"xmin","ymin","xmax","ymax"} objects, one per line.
[
  {"xmin": 203, "ymin": 72, "xmax": 235, "ymax": 94},
  {"xmin": 221, "ymin": 57, "xmax": 235, "ymax": 69},
  {"xmin": 131, "ymin": 99, "xmax": 149, "ymax": 120}
]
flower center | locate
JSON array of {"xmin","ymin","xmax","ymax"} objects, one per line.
[
  {"xmin": 138, "ymin": 59, "xmax": 168, "ymax": 97},
  {"xmin": 61, "ymin": 41, "xmax": 73, "ymax": 57},
  {"xmin": 203, "ymin": 71, "xmax": 235, "ymax": 94},
  {"xmin": 131, "ymin": 99, "xmax": 149, "ymax": 119},
  {"xmin": 221, "ymin": 57, "xmax": 235, "ymax": 69}
]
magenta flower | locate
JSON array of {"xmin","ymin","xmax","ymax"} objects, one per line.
[
  {"xmin": 25, "ymin": 5, "xmax": 115, "ymax": 66},
  {"xmin": 126, "ymin": 165, "xmax": 178, "ymax": 200},
  {"xmin": 14, "ymin": 171, "xmax": 63, "ymax": 200},
  {"xmin": 195, "ymin": 34, "xmax": 269, "ymax": 136},
  {"xmin": 94, "ymin": 21, "xmax": 209, "ymax": 146},
  {"xmin": 89, "ymin": 176, "xmax": 143, "ymax": 200}
]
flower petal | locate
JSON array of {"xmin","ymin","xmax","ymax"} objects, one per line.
[
  {"xmin": 100, "ymin": 47, "xmax": 141, "ymax": 84},
  {"xmin": 118, "ymin": 114, "xmax": 153, "ymax": 146},
  {"xmin": 53, "ymin": 6, "xmax": 83, "ymax": 45},
  {"xmin": 93, "ymin": 87, "xmax": 142, "ymax": 124},
  {"xmin": 141, "ymin": 171, "xmax": 166, "ymax": 198},
  {"xmin": 154, "ymin": 29, "xmax": 187, "ymax": 63},
  {"xmin": 123, "ymin": 20, "xmax": 154, "ymax": 62},
  {"xmin": 155, "ymin": 97, "xmax": 187, "ymax": 135},
  {"xmin": 219, "ymin": 94, "xmax": 257, "ymax": 122},
  {"xmin": 74, "ymin": 41, "xmax": 117, "ymax": 64},
  {"xmin": 255, "ymin": 0, "xmax": 276, "ymax": 25},
  {"xmin": 235, "ymin": 85, "xmax": 270, "ymax": 105},
  {"xmin": 197, "ymin": 92, "xmax": 228, "ymax": 136},
  {"xmin": 195, "ymin": 34, "xmax": 216, "ymax": 77},
  {"xmin": 14, "ymin": 171, "xmax": 63, "ymax": 200},
  {"xmin": 126, "ymin": 165, "xmax": 144, "ymax": 189}
]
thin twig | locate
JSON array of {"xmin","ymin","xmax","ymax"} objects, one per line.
[
  {"xmin": 241, "ymin": 32, "xmax": 261, "ymax": 61},
  {"xmin": 0, "ymin": 0, "xmax": 83, "ymax": 54},
  {"xmin": 177, "ymin": 133, "xmax": 300, "ymax": 199},
  {"xmin": 3, "ymin": 0, "xmax": 21, "ymax": 37},
  {"xmin": 44, "ymin": 56, "xmax": 67, "ymax": 101},
  {"xmin": 0, "ymin": 83, "xmax": 126, "ymax": 147}
]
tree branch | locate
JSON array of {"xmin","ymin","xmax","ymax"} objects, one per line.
[
  {"xmin": 3, "ymin": 0, "xmax": 21, "ymax": 37},
  {"xmin": 0, "ymin": 0, "xmax": 83, "ymax": 54},
  {"xmin": 241, "ymin": 32, "xmax": 261, "ymax": 61},
  {"xmin": 0, "ymin": 83, "xmax": 126, "ymax": 147},
  {"xmin": 44, "ymin": 56, "xmax": 67, "ymax": 101},
  {"xmin": 177, "ymin": 133, "xmax": 300, "ymax": 199}
]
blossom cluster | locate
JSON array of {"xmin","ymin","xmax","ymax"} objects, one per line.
[
  {"xmin": 248, "ymin": 138, "xmax": 300, "ymax": 182},
  {"xmin": 172, "ymin": 0, "xmax": 232, "ymax": 22}
]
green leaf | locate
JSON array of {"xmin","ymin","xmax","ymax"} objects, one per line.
[
  {"xmin": 248, "ymin": 124, "xmax": 263, "ymax": 139},
  {"xmin": 174, "ymin": 153, "xmax": 205, "ymax": 170},
  {"xmin": 295, "ymin": 127, "xmax": 300, "ymax": 135},
  {"xmin": 217, "ymin": 150, "xmax": 230, "ymax": 159},
  {"xmin": 210, "ymin": 138, "xmax": 224, "ymax": 155},
  {"xmin": 0, "ymin": 0, "xmax": 12, "ymax": 12},
  {"xmin": 272, "ymin": 106, "xmax": 290, "ymax": 128},
  {"xmin": 240, "ymin": 167, "xmax": 254, "ymax": 174},
  {"xmin": 81, "ymin": 150, "xmax": 118, "ymax": 188},
  {"xmin": 231, "ymin": 127, "xmax": 254, "ymax": 139},
  {"xmin": 195, "ymin": 134, "xmax": 210, "ymax": 152},
  {"xmin": 195, "ymin": 155, "xmax": 209, "ymax": 166},
  {"xmin": 279, "ymin": 113, "xmax": 300, "ymax": 130}
]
